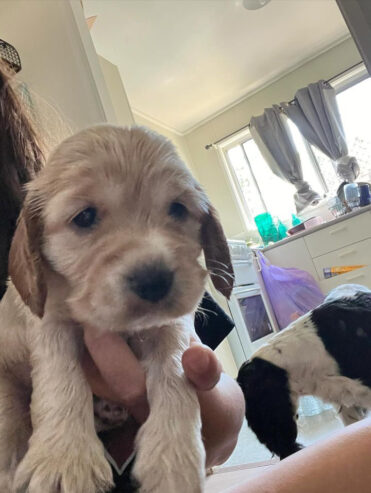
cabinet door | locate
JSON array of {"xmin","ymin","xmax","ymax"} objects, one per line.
[
  {"xmin": 305, "ymin": 211, "xmax": 371, "ymax": 258},
  {"xmin": 319, "ymin": 265, "xmax": 371, "ymax": 294},
  {"xmin": 263, "ymin": 238, "xmax": 318, "ymax": 280},
  {"xmin": 313, "ymin": 238, "xmax": 371, "ymax": 280}
]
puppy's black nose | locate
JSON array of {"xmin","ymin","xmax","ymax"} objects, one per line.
[{"xmin": 127, "ymin": 263, "xmax": 174, "ymax": 302}]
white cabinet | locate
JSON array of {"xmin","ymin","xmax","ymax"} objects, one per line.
[
  {"xmin": 263, "ymin": 207, "xmax": 371, "ymax": 294},
  {"xmin": 304, "ymin": 210, "xmax": 371, "ymax": 258},
  {"xmin": 318, "ymin": 265, "xmax": 371, "ymax": 293},
  {"xmin": 313, "ymin": 238, "xmax": 371, "ymax": 279},
  {"xmin": 262, "ymin": 237, "xmax": 318, "ymax": 280}
]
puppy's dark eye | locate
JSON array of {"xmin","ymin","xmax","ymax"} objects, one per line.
[
  {"xmin": 72, "ymin": 207, "xmax": 98, "ymax": 229},
  {"xmin": 168, "ymin": 202, "xmax": 188, "ymax": 221}
]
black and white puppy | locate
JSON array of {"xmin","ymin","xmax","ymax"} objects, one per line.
[{"xmin": 237, "ymin": 284, "xmax": 371, "ymax": 459}]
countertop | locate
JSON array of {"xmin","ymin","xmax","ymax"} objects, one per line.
[{"xmin": 262, "ymin": 204, "xmax": 371, "ymax": 252}]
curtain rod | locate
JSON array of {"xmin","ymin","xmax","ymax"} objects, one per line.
[{"xmin": 205, "ymin": 61, "xmax": 364, "ymax": 150}]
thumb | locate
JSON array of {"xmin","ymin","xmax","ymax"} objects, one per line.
[{"xmin": 182, "ymin": 342, "xmax": 222, "ymax": 391}]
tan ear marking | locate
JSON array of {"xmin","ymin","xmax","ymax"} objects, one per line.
[{"xmin": 9, "ymin": 205, "xmax": 46, "ymax": 318}]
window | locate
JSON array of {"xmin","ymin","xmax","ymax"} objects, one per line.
[
  {"xmin": 225, "ymin": 120, "xmax": 327, "ymax": 223},
  {"xmin": 222, "ymin": 66, "xmax": 371, "ymax": 227},
  {"xmin": 312, "ymin": 76, "xmax": 371, "ymax": 192}
]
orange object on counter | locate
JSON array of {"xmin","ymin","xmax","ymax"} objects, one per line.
[{"xmin": 323, "ymin": 265, "xmax": 366, "ymax": 279}]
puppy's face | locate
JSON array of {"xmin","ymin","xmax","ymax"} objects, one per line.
[{"xmin": 10, "ymin": 126, "xmax": 233, "ymax": 332}]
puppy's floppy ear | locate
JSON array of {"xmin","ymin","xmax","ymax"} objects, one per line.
[
  {"xmin": 9, "ymin": 203, "xmax": 46, "ymax": 318},
  {"xmin": 201, "ymin": 204, "xmax": 234, "ymax": 299}
]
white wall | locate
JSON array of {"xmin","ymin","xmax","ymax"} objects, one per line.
[
  {"xmin": 215, "ymin": 339, "xmax": 238, "ymax": 378},
  {"xmin": 99, "ymin": 56, "xmax": 135, "ymax": 126},
  {"xmin": 133, "ymin": 112, "xmax": 199, "ymax": 179},
  {"xmin": 0, "ymin": 0, "xmax": 115, "ymax": 132}
]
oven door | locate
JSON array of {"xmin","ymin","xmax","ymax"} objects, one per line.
[{"xmin": 228, "ymin": 285, "xmax": 275, "ymax": 367}]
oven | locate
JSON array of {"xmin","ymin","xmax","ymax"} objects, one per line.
[{"xmin": 227, "ymin": 241, "xmax": 279, "ymax": 369}]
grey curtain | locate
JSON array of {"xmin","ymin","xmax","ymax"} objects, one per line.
[
  {"xmin": 281, "ymin": 81, "xmax": 359, "ymax": 182},
  {"xmin": 250, "ymin": 105, "xmax": 321, "ymax": 213}
]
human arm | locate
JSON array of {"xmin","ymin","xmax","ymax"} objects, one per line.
[{"xmin": 227, "ymin": 418, "xmax": 371, "ymax": 493}]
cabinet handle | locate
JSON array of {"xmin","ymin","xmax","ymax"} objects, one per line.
[
  {"xmin": 329, "ymin": 226, "xmax": 347, "ymax": 235},
  {"xmin": 339, "ymin": 249, "xmax": 356, "ymax": 258}
]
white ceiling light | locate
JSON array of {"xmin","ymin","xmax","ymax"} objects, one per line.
[{"xmin": 243, "ymin": 0, "xmax": 272, "ymax": 10}]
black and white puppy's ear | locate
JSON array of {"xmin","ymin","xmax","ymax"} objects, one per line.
[
  {"xmin": 237, "ymin": 357, "xmax": 303, "ymax": 460},
  {"xmin": 200, "ymin": 204, "xmax": 234, "ymax": 299}
]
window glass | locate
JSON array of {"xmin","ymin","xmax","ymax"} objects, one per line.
[
  {"xmin": 227, "ymin": 145, "xmax": 266, "ymax": 220},
  {"xmin": 225, "ymin": 75, "xmax": 371, "ymax": 228},
  {"xmin": 242, "ymin": 140, "xmax": 296, "ymax": 221},
  {"xmin": 337, "ymin": 77, "xmax": 371, "ymax": 183}
]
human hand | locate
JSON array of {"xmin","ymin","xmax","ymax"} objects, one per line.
[{"xmin": 83, "ymin": 330, "xmax": 244, "ymax": 467}]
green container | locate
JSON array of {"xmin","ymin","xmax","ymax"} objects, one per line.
[
  {"xmin": 254, "ymin": 213, "xmax": 279, "ymax": 245},
  {"xmin": 277, "ymin": 220, "xmax": 288, "ymax": 240}
]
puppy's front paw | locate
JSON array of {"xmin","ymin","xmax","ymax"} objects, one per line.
[
  {"xmin": 14, "ymin": 438, "xmax": 113, "ymax": 493},
  {"xmin": 133, "ymin": 417, "xmax": 205, "ymax": 493}
]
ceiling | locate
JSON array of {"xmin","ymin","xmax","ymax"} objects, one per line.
[{"xmin": 84, "ymin": 0, "xmax": 350, "ymax": 134}]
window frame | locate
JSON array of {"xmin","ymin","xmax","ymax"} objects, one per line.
[{"xmin": 218, "ymin": 63, "xmax": 369, "ymax": 228}]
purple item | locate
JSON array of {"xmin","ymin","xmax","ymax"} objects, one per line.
[{"xmin": 257, "ymin": 251, "xmax": 325, "ymax": 330}]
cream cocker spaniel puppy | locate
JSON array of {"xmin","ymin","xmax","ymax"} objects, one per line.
[{"xmin": 0, "ymin": 125, "xmax": 234, "ymax": 493}]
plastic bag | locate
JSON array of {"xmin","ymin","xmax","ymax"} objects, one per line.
[{"xmin": 257, "ymin": 251, "xmax": 324, "ymax": 330}]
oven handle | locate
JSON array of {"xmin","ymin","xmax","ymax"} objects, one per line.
[{"xmin": 254, "ymin": 252, "xmax": 262, "ymax": 272}]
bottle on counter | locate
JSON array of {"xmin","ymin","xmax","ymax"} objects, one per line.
[
  {"xmin": 344, "ymin": 182, "xmax": 360, "ymax": 210},
  {"xmin": 359, "ymin": 183, "xmax": 371, "ymax": 207},
  {"xmin": 277, "ymin": 220, "xmax": 287, "ymax": 240}
]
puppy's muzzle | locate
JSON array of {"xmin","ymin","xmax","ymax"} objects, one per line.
[{"xmin": 127, "ymin": 262, "xmax": 174, "ymax": 303}]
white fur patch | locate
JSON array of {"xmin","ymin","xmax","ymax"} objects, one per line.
[{"xmin": 255, "ymin": 312, "xmax": 371, "ymax": 411}]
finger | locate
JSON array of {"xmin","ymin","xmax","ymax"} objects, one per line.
[
  {"xmin": 82, "ymin": 349, "xmax": 124, "ymax": 402},
  {"xmin": 182, "ymin": 342, "xmax": 222, "ymax": 391},
  {"xmin": 84, "ymin": 329, "xmax": 149, "ymax": 423}
]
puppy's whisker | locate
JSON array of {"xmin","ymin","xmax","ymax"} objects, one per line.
[
  {"xmin": 196, "ymin": 306, "xmax": 217, "ymax": 318},
  {"xmin": 195, "ymin": 310, "xmax": 208, "ymax": 325},
  {"xmin": 209, "ymin": 268, "xmax": 234, "ymax": 287},
  {"xmin": 209, "ymin": 271, "xmax": 229, "ymax": 286},
  {"xmin": 195, "ymin": 305, "xmax": 219, "ymax": 327},
  {"xmin": 210, "ymin": 267, "xmax": 234, "ymax": 279},
  {"xmin": 206, "ymin": 259, "xmax": 230, "ymax": 269}
]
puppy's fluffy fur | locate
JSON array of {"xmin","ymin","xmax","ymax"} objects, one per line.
[
  {"xmin": 237, "ymin": 285, "xmax": 371, "ymax": 460},
  {"xmin": 0, "ymin": 125, "xmax": 234, "ymax": 493}
]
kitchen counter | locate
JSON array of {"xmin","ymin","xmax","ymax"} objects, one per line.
[
  {"xmin": 261, "ymin": 204, "xmax": 371, "ymax": 294},
  {"xmin": 262, "ymin": 204, "xmax": 371, "ymax": 252}
]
